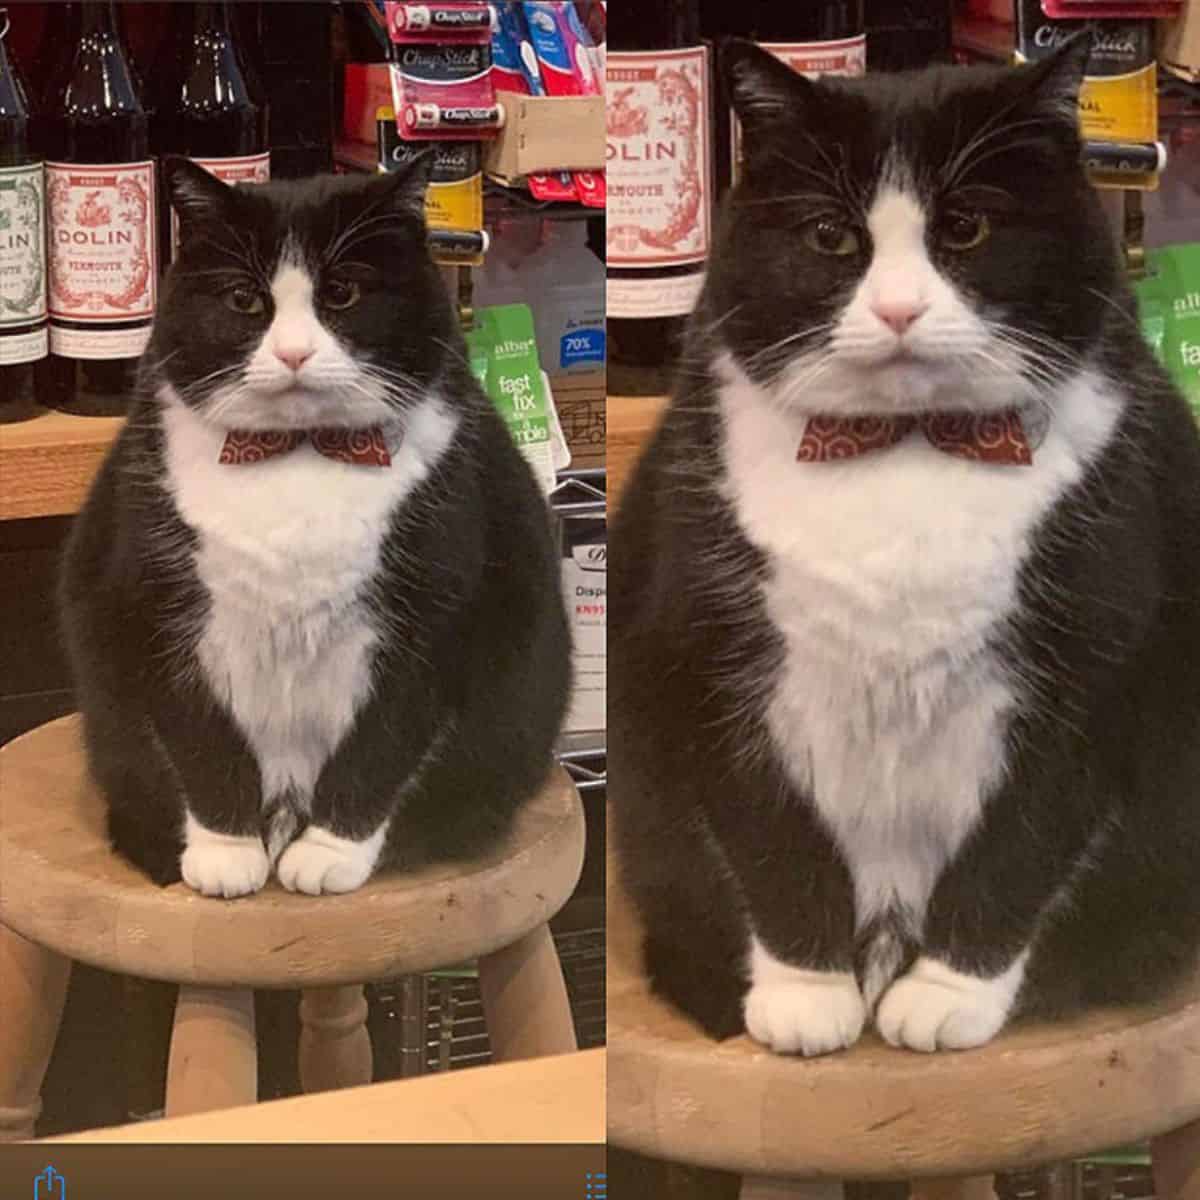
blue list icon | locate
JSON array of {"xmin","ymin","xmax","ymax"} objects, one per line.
[
  {"xmin": 585, "ymin": 1171, "xmax": 606, "ymax": 1199},
  {"xmin": 34, "ymin": 1166, "xmax": 66, "ymax": 1200}
]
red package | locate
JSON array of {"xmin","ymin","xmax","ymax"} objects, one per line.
[
  {"xmin": 572, "ymin": 169, "xmax": 606, "ymax": 209},
  {"xmin": 1041, "ymin": 1, "xmax": 1180, "ymax": 15},
  {"xmin": 527, "ymin": 171, "xmax": 579, "ymax": 203},
  {"xmin": 388, "ymin": 3, "xmax": 501, "ymax": 140},
  {"xmin": 386, "ymin": 2, "xmax": 494, "ymax": 42}
]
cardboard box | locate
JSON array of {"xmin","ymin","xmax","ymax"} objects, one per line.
[
  {"xmin": 1161, "ymin": 4, "xmax": 1200, "ymax": 81},
  {"xmin": 549, "ymin": 370, "xmax": 605, "ymax": 472},
  {"xmin": 485, "ymin": 91, "xmax": 605, "ymax": 182}
]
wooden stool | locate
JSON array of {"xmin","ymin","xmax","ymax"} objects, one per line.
[
  {"xmin": 0, "ymin": 715, "xmax": 586, "ymax": 1140},
  {"xmin": 608, "ymin": 852, "xmax": 1200, "ymax": 1200}
]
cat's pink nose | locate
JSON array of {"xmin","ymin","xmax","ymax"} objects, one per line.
[
  {"xmin": 871, "ymin": 300, "xmax": 928, "ymax": 335},
  {"xmin": 275, "ymin": 347, "xmax": 313, "ymax": 372}
]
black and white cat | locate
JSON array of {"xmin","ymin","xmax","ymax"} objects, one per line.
[
  {"xmin": 60, "ymin": 156, "xmax": 569, "ymax": 898},
  {"xmin": 610, "ymin": 39, "xmax": 1200, "ymax": 1055}
]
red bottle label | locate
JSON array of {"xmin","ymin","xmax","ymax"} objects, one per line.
[
  {"xmin": 759, "ymin": 35, "xmax": 867, "ymax": 77},
  {"xmin": 46, "ymin": 160, "xmax": 157, "ymax": 357},
  {"xmin": 606, "ymin": 46, "xmax": 711, "ymax": 270},
  {"xmin": 732, "ymin": 37, "xmax": 866, "ymax": 168},
  {"xmin": 171, "ymin": 152, "xmax": 271, "ymax": 256}
]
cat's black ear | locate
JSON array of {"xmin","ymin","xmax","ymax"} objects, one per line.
[
  {"xmin": 164, "ymin": 155, "xmax": 237, "ymax": 229},
  {"xmin": 371, "ymin": 148, "xmax": 436, "ymax": 220},
  {"xmin": 720, "ymin": 38, "xmax": 815, "ymax": 141},
  {"xmin": 1016, "ymin": 28, "xmax": 1092, "ymax": 126}
]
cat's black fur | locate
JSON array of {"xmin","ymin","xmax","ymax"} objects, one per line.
[
  {"xmin": 610, "ymin": 41, "xmax": 1200, "ymax": 1038},
  {"xmin": 60, "ymin": 158, "xmax": 570, "ymax": 886}
]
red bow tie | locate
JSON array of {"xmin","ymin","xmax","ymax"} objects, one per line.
[
  {"xmin": 798, "ymin": 410, "xmax": 1032, "ymax": 465},
  {"xmin": 218, "ymin": 427, "xmax": 393, "ymax": 467}
]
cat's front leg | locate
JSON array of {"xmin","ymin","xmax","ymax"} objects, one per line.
[
  {"xmin": 182, "ymin": 813, "xmax": 271, "ymax": 899},
  {"xmin": 744, "ymin": 935, "xmax": 867, "ymax": 1057},
  {"xmin": 275, "ymin": 692, "xmax": 440, "ymax": 896},
  {"xmin": 152, "ymin": 703, "xmax": 270, "ymax": 900},
  {"xmin": 877, "ymin": 773, "xmax": 1101, "ymax": 1052},
  {"xmin": 707, "ymin": 796, "xmax": 865, "ymax": 1057},
  {"xmin": 276, "ymin": 822, "xmax": 388, "ymax": 896}
]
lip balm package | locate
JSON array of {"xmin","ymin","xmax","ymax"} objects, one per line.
[
  {"xmin": 1042, "ymin": 2, "xmax": 1180, "ymax": 16},
  {"xmin": 1016, "ymin": 1, "xmax": 1158, "ymax": 145},
  {"xmin": 377, "ymin": 112, "xmax": 485, "ymax": 257},
  {"xmin": 387, "ymin": 2, "xmax": 495, "ymax": 41},
  {"xmin": 520, "ymin": 1, "xmax": 601, "ymax": 96},
  {"xmin": 387, "ymin": 2, "xmax": 502, "ymax": 140}
]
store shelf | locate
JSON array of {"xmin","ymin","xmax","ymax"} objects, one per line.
[
  {"xmin": 607, "ymin": 394, "xmax": 669, "ymax": 511},
  {"xmin": 953, "ymin": 16, "xmax": 1014, "ymax": 63},
  {"xmin": 0, "ymin": 407, "xmax": 122, "ymax": 522}
]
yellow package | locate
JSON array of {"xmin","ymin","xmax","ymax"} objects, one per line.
[
  {"xmin": 375, "ymin": 107, "xmax": 484, "ymax": 235},
  {"xmin": 1016, "ymin": 5, "xmax": 1157, "ymax": 145}
]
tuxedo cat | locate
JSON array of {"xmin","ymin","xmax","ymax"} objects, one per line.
[
  {"xmin": 610, "ymin": 39, "xmax": 1200, "ymax": 1055},
  {"xmin": 60, "ymin": 156, "xmax": 569, "ymax": 898}
]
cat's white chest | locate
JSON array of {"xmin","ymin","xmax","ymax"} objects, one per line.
[
  {"xmin": 160, "ymin": 393, "xmax": 458, "ymax": 801},
  {"xmin": 717, "ymin": 359, "xmax": 1122, "ymax": 931}
]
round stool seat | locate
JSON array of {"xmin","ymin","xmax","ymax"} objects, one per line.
[
  {"xmin": 0, "ymin": 715, "xmax": 584, "ymax": 989},
  {"xmin": 608, "ymin": 860, "xmax": 1200, "ymax": 1181}
]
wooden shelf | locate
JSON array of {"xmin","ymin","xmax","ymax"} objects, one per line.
[
  {"xmin": 606, "ymin": 394, "xmax": 668, "ymax": 512},
  {"xmin": 0, "ymin": 407, "xmax": 121, "ymax": 522},
  {"xmin": 49, "ymin": 1047, "xmax": 605, "ymax": 1144},
  {"xmin": 0, "ymin": 389, "xmax": 607, "ymax": 523}
]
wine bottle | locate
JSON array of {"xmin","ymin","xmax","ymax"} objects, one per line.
[
  {"xmin": 151, "ymin": 1, "xmax": 269, "ymax": 261},
  {"xmin": 0, "ymin": 6, "xmax": 47, "ymax": 422},
  {"xmin": 42, "ymin": 1, "xmax": 156, "ymax": 418},
  {"xmin": 864, "ymin": 1, "xmax": 952, "ymax": 72},
  {"xmin": 711, "ymin": 1, "xmax": 866, "ymax": 192},
  {"xmin": 606, "ymin": 0, "xmax": 712, "ymax": 395}
]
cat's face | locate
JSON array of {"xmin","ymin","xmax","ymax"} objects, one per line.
[
  {"xmin": 149, "ymin": 158, "xmax": 456, "ymax": 431},
  {"xmin": 709, "ymin": 40, "xmax": 1118, "ymax": 417}
]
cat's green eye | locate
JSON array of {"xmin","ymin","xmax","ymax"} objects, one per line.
[
  {"xmin": 224, "ymin": 285, "xmax": 265, "ymax": 316},
  {"xmin": 321, "ymin": 279, "xmax": 362, "ymax": 311},
  {"xmin": 941, "ymin": 211, "xmax": 990, "ymax": 252},
  {"xmin": 803, "ymin": 217, "xmax": 860, "ymax": 257}
]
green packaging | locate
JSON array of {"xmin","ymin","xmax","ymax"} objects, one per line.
[
  {"xmin": 1134, "ymin": 242, "xmax": 1200, "ymax": 418},
  {"xmin": 466, "ymin": 303, "xmax": 558, "ymax": 491}
]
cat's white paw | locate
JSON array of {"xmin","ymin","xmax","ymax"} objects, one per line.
[
  {"xmin": 276, "ymin": 825, "xmax": 384, "ymax": 896},
  {"xmin": 180, "ymin": 824, "xmax": 270, "ymax": 900},
  {"xmin": 743, "ymin": 973, "xmax": 866, "ymax": 1056},
  {"xmin": 876, "ymin": 955, "xmax": 1027, "ymax": 1053}
]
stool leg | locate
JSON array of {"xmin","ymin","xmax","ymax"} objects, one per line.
[
  {"xmin": 912, "ymin": 1180, "xmax": 998, "ymax": 1200},
  {"xmin": 1153, "ymin": 1121, "xmax": 1200, "ymax": 1200},
  {"xmin": 478, "ymin": 922, "xmax": 577, "ymax": 1062},
  {"xmin": 911, "ymin": 1178, "xmax": 997, "ymax": 1200},
  {"xmin": 165, "ymin": 986, "xmax": 257, "ymax": 1118},
  {"xmin": 739, "ymin": 1179, "xmax": 844, "ymax": 1200},
  {"xmin": 0, "ymin": 925, "xmax": 71, "ymax": 1141},
  {"xmin": 298, "ymin": 985, "xmax": 372, "ymax": 1094}
]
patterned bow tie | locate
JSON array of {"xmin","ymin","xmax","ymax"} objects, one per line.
[
  {"xmin": 798, "ymin": 410, "xmax": 1032, "ymax": 465},
  {"xmin": 219, "ymin": 427, "xmax": 393, "ymax": 467}
]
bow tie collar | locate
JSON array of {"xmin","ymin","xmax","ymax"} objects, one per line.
[
  {"xmin": 797, "ymin": 409, "xmax": 1033, "ymax": 466},
  {"xmin": 219, "ymin": 427, "xmax": 393, "ymax": 467}
]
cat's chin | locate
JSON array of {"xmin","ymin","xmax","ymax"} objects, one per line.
[
  {"xmin": 818, "ymin": 358, "xmax": 1012, "ymax": 417},
  {"xmin": 207, "ymin": 394, "xmax": 397, "ymax": 433}
]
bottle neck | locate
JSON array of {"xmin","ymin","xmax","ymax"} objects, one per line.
[
  {"xmin": 190, "ymin": 2, "xmax": 234, "ymax": 35},
  {"xmin": 609, "ymin": 0, "xmax": 699, "ymax": 50},
  {"xmin": 78, "ymin": 1, "xmax": 120, "ymax": 38},
  {"xmin": 0, "ymin": 8, "xmax": 30, "ymax": 120}
]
